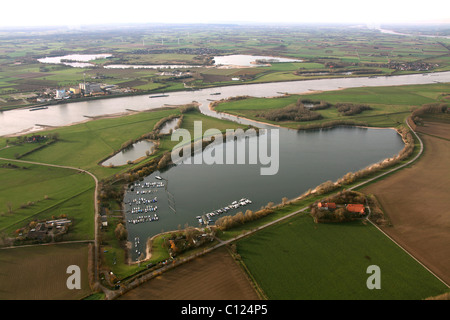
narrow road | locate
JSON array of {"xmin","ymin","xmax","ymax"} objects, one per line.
[{"xmin": 0, "ymin": 157, "xmax": 100, "ymax": 285}]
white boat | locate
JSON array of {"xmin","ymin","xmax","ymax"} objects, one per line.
[{"xmin": 155, "ymin": 176, "xmax": 162, "ymax": 180}]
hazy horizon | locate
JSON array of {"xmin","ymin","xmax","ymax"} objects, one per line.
[{"xmin": 1, "ymin": 0, "xmax": 449, "ymax": 28}]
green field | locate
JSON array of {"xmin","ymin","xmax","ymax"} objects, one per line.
[
  {"xmin": 214, "ymin": 83, "xmax": 450, "ymax": 129},
  {"xmin": 236, "ymin": 213, "xmax": 448, "ymax": 300},
  {"xmin": 0, "ymin": 161, "xmax": 95, "ymax": 239}
]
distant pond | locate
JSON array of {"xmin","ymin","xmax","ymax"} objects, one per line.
[
  {"xmin": 101, "ymin": 140, "xmax": 155, "ymax": 167},
  {"xmin": 213, "ymin": 54, "xmax": 303, "ymax": 67},
  {"xmin": 37, "ymin": 54, "xmax": 112, "ymax": 68}
]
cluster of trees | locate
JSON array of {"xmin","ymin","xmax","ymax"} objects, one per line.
[
  {"xmin": 255, "ymin": 98, "xmax": 372, "ymax": 123},
  {"xmin": 310, "ymin": 190, "xmax": 367, "ymax": 223},
  {"xmin": 298, "ymin": 98, "xmax": 332, "ymax": 110},
  {"xmin": 215, "ymin": 204, "xmax": 275, "ymax": 231},
  {"xmin": 166, "ymin": 227, "xmax": 214, "ymax": 257},
  {"xmin": 411, "ymin": 102, "xmax": 448, "ymax": 125},
  {"xmin": 335, "ymin": 103, "xmax": 372, "ymax": 116},
  {"xmin": 115, "ymin": 223, "xmax": 128, "ymax": 241},
  {"xmin": 9, "ymin": 133, "xmax": 60, "ymax": 159},
  {"xmin": 314, "ymin": 180, "xmax": 337, "ymax": 195},
  {"xmin": 256, "ymin": 103, "xmax": 323, "ymax": 122},
  {"xmin": 298, "ymin": 119, "xmax": 368, "ymax": 130},
  {"xmin": 320, "ymin": 190, "xmax": 366, "ymax": 205},
  {"xmin": 366, "ymin": 194, "xmax": 389, "ymax": 226},
  {"xmin": 153, "ymin": 114, "xmax": 183, "ymax": 134}
]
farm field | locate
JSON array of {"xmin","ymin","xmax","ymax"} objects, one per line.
[
  {"xmin": 0, "ymin": 161, "xmax": 95, "ymax": 240},
  {"xmin": 118, "ymin": 247, "xmax": 260, "ymax": 300},
  {"xmin": 362, "ymin": 119, "xmax": 450, "ymax": 285},
  {"xmin": 0, "ymin": 243, "xmax": 92, "ymax": 300},
  {"xmin": 235, "ymin": 213, "xmax": 448, "ymax": 300}
]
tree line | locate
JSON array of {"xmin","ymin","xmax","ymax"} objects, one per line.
[{"xmin": 255, "ymin": 98, "xmax": 372, "ymax": 122}]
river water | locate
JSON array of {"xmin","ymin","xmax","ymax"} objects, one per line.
[{"xmin": 1, "ymin": 71, "xmax": 449, "ymax": 137}]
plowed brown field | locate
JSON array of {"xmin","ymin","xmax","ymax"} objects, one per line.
[
  {"xmin": 363, "ymin": 120, "xmax": 450, "ymax": 286},
  {"xmin": 0, "ymin": 243, "xmax": 91, "ymax": 300},
  {"xmin": 118, "ymin": 247, "xmax": 260, "ymax": 300}
]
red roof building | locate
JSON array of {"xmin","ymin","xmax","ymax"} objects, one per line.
[
  {"xmin": 318, "ymin": 202, "xmax": 337, "ymax": 210},
  {"xmin": 346, "ymin": 204, "xmax": 365, "ymax": 214}
]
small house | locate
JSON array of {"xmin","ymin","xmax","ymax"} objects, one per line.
[
  {"xmin": 318, "ymin": 202, "xmax": 336, "ymax": 210},
  {"xmin": 346, "ymin": 204, "xmax": 365, "ymax": 215}
]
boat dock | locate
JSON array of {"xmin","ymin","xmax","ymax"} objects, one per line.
[{"xmin": 197, "ymin": 197, "xmax": 252, "ymax": 225}]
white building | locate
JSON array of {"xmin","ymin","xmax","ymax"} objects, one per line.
[
  {"xmin": 55, "ymin": 89, "xmax": 67, "ymax": 99},
  {"xmin": 79, "ymin": 82, "xmax": 102, "ymax": 95}
]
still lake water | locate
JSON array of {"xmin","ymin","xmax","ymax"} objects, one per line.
[
  {"xmin": 101, "ymin": 140, "xmax": 155, "ymax": 167},
  {"xmin": 213, "ymin": 54, "xmax": 302, "ymax": 67},
  {"xmin": 101, "ymin": 118, "xmax": 179, "ymax": 166},
  {"xmin": 37, "ymin": 54, "xmax": 112, "ymax": 68},
  {"xmin": 39, "ymin": 54, "xmax": 300, "ymax": 70},
  {"xmin": 124, "ymin": 125, "xmax": 404, "ymax": 261}
]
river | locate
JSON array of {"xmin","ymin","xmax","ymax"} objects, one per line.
[{"xmin": 1, "ymin": 71, "xmax": 449, "ymax": 137}]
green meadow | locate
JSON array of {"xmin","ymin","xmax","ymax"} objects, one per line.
[
  {"xmin": 0, "ymin": 161, "xmax": 95, "ymax": 239},
  {"xmin": 214, "ymin": 83, "xmax": 450, "ymax": 129},
  {"xmin": 236, "ymin": 213, "xmax": 448, "ymax": 300}
]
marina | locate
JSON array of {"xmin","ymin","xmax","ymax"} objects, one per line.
[{"xmin": 197, "ymin": 198, "xmax": 252, "ymax": 225}]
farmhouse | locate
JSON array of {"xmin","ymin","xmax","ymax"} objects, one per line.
[
  {"xmin": 26, "ymin": 218, "xmax": 72, "ymax": 241},
  {"xmin": 346, "ymin": 204, "xmax": 365, "ymax": 215},
  {"xmin": 318, "ymin": 202, "xmax": 336, "ymax": 210}
]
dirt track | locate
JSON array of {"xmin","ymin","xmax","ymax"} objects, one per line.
[
  {"xmin": 363, "ymin": 120, "xmax": 450, "ymax": 286},
  {"xmin": 118, "ymin": 247, "xmax": 260, "ymax": 300}
]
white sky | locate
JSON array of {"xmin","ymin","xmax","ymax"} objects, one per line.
[{"xmin": 1, "ymin": 0, "xmax": 449, "ymax": 27}]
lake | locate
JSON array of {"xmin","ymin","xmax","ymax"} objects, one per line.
[
  {"xmin": 37, "ymin": 54, "xmax": 112, "ymax": 68},
  {"xmin": 213, "ymin": 54, "xmax": 302, "ymax": 67},
  {"xmin": 104, "ymin": 64, "xmax": 201, "ymax": 69},
  {"xmin": 101, "ymin": 140, "xmax": 155, "ymax": 167},
  {"xmin": 124, "ymin": 125, "xmax": 404, "ymax": 261}
]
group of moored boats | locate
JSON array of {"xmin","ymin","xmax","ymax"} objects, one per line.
[
  {"xmin": 132, "ymin": 182, "xmax": 165, "ymax": 194},
  {"xmin": 130, "ymin": 205, "xmax": 158, "ymax": 214},
  {"xmin": 128, "ymin": 213, "xmax": 159, "ymax": 225},
  {"xmin": 134, "ymin": 237, "xmax": 142, "ymax": 258},
  {"xmin": 128, "ymin": 196, "xmax": 158, "ymax": 206},
  {"xmin": 196, "ymin": 198, "xmax": 252, "ymax": 225}
]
